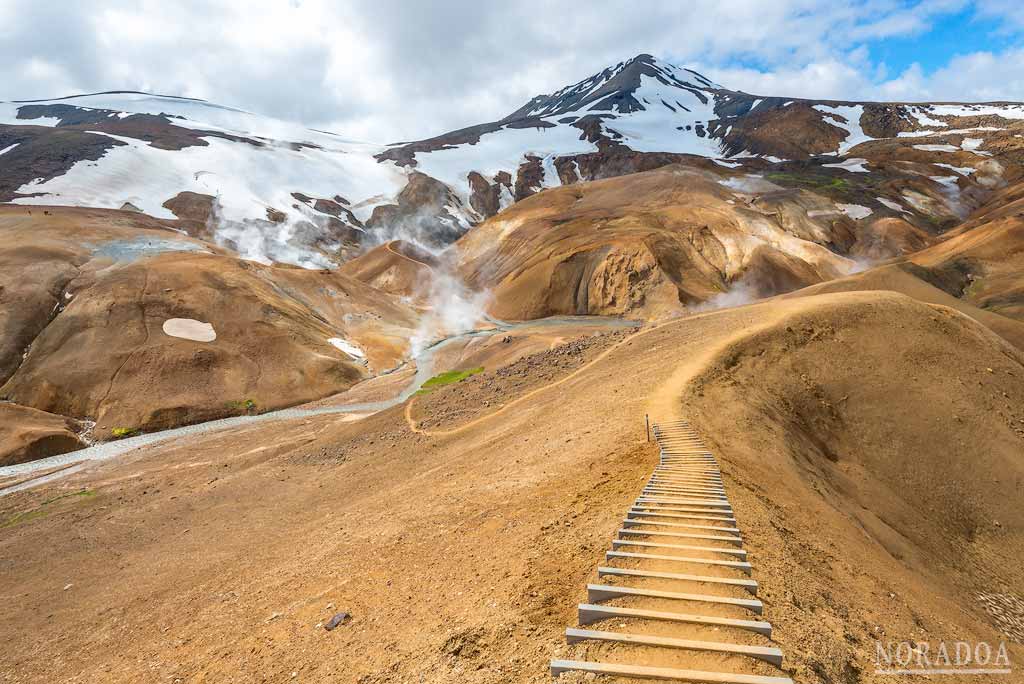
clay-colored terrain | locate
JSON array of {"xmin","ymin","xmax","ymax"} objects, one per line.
[
  {"xmin": 0, "ymin": 206, "xmax": 417, "ymax": 452},
  {"xmin": 2, "ymin": 280, "xmax": 1022, "ymax": 682},
  {"xmin": 4, "ymin": 79, "xmax": 1024, "ymax": 684},
  {"xmin": 455, "ymin": 160, "xmax": 1013, "ymax": 321}
]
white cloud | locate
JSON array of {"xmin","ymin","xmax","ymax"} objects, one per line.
[{"xmin": 0, "ymin": 0, "xmax": 1022, "ymax": 142}]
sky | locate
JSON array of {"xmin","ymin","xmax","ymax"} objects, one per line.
[{"xmin": 1, "ymin": 0, "xmax": 1023, "ymax": 142}]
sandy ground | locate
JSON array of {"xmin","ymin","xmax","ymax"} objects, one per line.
[{"xmin": 1, "ymin": 292, "xmax": 1022, "ymax": 683}]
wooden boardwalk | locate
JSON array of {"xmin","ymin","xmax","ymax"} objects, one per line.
[{"xmin": 549, "ymin": 420, "xmax": 794, "ymax": 683}]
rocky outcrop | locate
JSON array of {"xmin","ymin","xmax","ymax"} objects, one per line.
[
  {"xmin": 467, "ymin": 171, "xmax": 513, "ymax": 217},
  {"xmin": 716, "ymin": 103, "xmax": 847, "ymax": 159},
  {"xmin": 860, "ymin": 104, "xmax": 919, "ymax": 138},
  {"xmin": 367, "ymin": 171, "xmax": 470, "ymax": 248},
  {"xmin": 0, "ymin": 403, "xmax": 84, "ymax": 467}
]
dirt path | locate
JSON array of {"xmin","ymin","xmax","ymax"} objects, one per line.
[{"xmin": 386, "ymin": 241, "xmax": 435, "ymax": 270}]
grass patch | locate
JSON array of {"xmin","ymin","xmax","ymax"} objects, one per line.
[
  {"xmin": 766, "ymin": 172, "xmax": 849, "ymax": 191},
  {"xmin": 2, "ymin": 489, "xmax": 96, "ymax": 528},
  {"xmin": 226, "ymin": 399, "xmax": 257, "ymax": 412},
  {"xmin": 416, "ymin": 367, "xmax": 484, "ymax": 394},
  {"xmin": 111, "ymin": 427, "xmax": 138, "ymax": 438}
]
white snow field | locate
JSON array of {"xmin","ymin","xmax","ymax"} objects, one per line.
[{"xmin": 3, "ymin": 92, "xmax": 409, "ymax": 267}]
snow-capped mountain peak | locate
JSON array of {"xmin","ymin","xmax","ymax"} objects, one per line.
[{"xmin": 503, "ymin": 54, "xmax": 721, "ymax": 121}]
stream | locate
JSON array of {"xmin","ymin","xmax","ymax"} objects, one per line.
[{"xmin": 0, "ymin": 315, "xmax": 639, "ymax": 496}]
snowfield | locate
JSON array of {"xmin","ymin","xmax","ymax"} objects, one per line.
[{"xmin": 12, "ymin": 131, "xmax": 406, "ymax": 225}]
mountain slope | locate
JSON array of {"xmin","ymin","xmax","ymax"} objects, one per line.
[
  {"xmin": 4, "ymin": 56, "xmax": 1024, "ymax": 272},
  {"xmin": 383, "ymin": 54, "xmax": 1024, "ymax": 227},
  {"xmin": 0, "ymin": 92, "xmax": 418, "ymax": 267},
  {"xmin": 0, "ymin": 205, "xmax": 417, "ymax": 446}
]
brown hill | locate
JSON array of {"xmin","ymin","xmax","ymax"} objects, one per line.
[
  {"xmin": 0, "ymin": 403, "xmax": 84, "ymax": 467},
  {"xmin": 0, "ymin": 206, "xmax": 417, "ymax": 445},
  {"xmin": 455, "ymin": 164, "xmax": 956, "ymax": 320},
  {"xmin": 677, "ymin": 292, "xmax": 1024, "ymax": 681},
  {"xmin": 905, "ymin": 182, "xmax": 1024, "ymax": 322},
  {"xmin": 338, "ymin": 239, "xmax": 438, "ymax": 300}
]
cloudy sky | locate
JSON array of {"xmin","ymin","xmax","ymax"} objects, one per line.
[{"xmin": 2, "ymin": 0, "xmax": 1023, "ymax": 142}]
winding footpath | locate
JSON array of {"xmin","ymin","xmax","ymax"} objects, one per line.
[
  {"xmin": 0, "ymin": 315, "xmax": 637, "ymax": 497},
  {"xmin": 550, "ymin": 419, "xmax": 794, "ymax": 683}
]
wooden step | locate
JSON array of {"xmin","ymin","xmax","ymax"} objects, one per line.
[
  {"xmin": 597, "ymin": 566, "xmax": 757, "ymax": 594},
  {"xmin": 643, "ymin": 494, "xmax": 728, "ymax": 503},
  {"xmin": 564, "ymin": 629, "xmax": 784, "ymax": 666},
  {"xmin": 647, "ymin": 482, "xmax": 725, "ymax": 490},
  {"xmin": 660, "ymin": 451, "xmax": 714, "ymax": 455},
  {"xmin": 586, "ymin": 584, "xmax": 762, "ymax": 614},
  {"xmin": 660, "ymin": 452, "xmax": 713, "ymax": 456},
  {"xmin": 611, "ymin": 539, "xmax": 747, "ymax": 558},
  {"xmin": 658, "ymin": 459, "xmax": 717, "ymax": 464},
  {"xmin": 655, "ymin": 464, "xmax": 720, "ymax": 471},
  {"xmin": 655, "ymin": 468, "xmax": 721, "ymax": 475},
  {"xmin": 659, "ymin": 460, "xmax": 716, "ymax": 465},
  {"xmin": 618, "ymin": 528, "xmax": 744, "ymax": 546},
  {"xmin": 637, "ymin": 496, "xmax": 732, "ymax": 508},
  {"xmin": 651, "ymin": 477, "xmax": 724, "ymax": 485},
  {"xmin": 551, "ymin": 659, "xmax": 792, "ymax": 683},
  {"xmin": 635, "ymin": 502, "xmax": 732, "ymax": 513},
  {"xmin": 630, "ymin": 509, "xmax": 735, "ymax": 522},
  {"xmin": 651, "ymin": 475, "xmax": 723, "ymax": 483},
  {"xmin": 646, "ymin": 486, "xmax": 726, "ymax": 495},
  {"xmin": 656, "ymin": 465, "xmax": 719, "ymax": 471},
  {"xmin": 577, "ymin": 603, "xmax": 771, "ymax": 636},
  {"xmin": 652, "ymin": 468, "xmax": 718, "ymax": 474},
  {"xmin": 644, "ymin": 488, "xmax": 727, "ymax": 498},
  {"xmin": 646, "ymin": 485, "xmax": 726, "ymax": 495},
  {"xmin": 628, "ymin": 511, "xmax": 737, "ymax": 524},
  {"xmin": 622, "ymin": 519, "xmax": 741, "ymax": 535},
  {"xmin": 606, "ymin": 551, "xmax": 753, "ymax": 575}
]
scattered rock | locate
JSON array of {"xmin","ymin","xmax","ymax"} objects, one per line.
[{"xmin": 324, "ymin": 611, "xmax": 350, "ymax": 630}]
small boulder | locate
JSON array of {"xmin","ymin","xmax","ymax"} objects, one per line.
[{"xmin": 324, "ymin": 611, "xmax": 350, "ymax": 631}]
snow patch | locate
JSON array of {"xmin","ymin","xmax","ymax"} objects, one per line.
[
  {"xmin": 162, "ymin": 318, "xmax": 216, "ymax": 342},
  {"xmin": 836, "ymin": 203, "xmax": 872, "ymax": 220},
  {"xmin": 910, "ymin": 107, "xmax": 948, "ymax": 128},
  {"xmin": 822, "ymin": 157, "xmax": 869, "ymax": 173},
  {"xmin": 934, "ymin": 163, "xmax": 975, "ymax": 176},
  {"xmin": 328, "ymin": 337, "xmax": 366, "ymax": 360},
  {"xmin": 913, "ymin": 144, "xmax": 959, "ymax": 153},
  {"xmin": 0, "ymin": 103, "xmax": 60, "ymax": 127},
  {"xmin": 876, "ymin": 197, "xmax": 910, "ymax": 214},
  {"xmin": 961, "ymin": 137, "xmax": 991, "ymax": 156},
  {"xmin": 928, "ymin": 104, "xmax": 1024, "ymax": 120},
  {"xmin": 0, "ymin": 143, "xmax": 19, "ymax": 156},
  {"xmin": 814, "ymin": 105, "xmax": 873, "ymax": 154},
  {"xmin": 540, "ymin": 154, "xmax": 561, "ymax": 189}
]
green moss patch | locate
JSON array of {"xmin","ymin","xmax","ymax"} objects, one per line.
[
  {"xmin": 416, "ymin": 367, "xmax": 484, "ymax": 394},
  {"xmin": 2, "ymin": 489, "xmax": 96, "ymax": 528},
  {"xmin": 766, "ymin": 172, "xmax": 849, "ymax": 191}
]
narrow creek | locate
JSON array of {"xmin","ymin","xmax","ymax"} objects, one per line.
[{"xmin": 0, "ymin": 315, "xmax": 639, "ymax": 495}]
